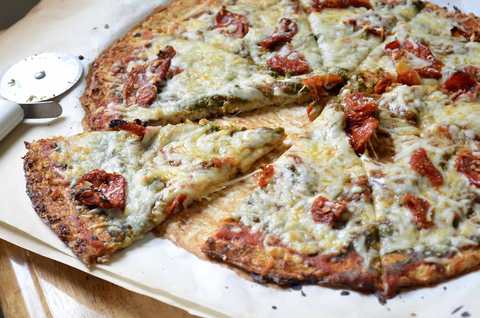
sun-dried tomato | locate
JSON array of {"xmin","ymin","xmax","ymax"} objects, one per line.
[
  {"xmin": 75, "ymin": 170, "xmax": 127, "ymax": 210},
  {"xmin": 410, "ymin": 148, "xmax": 443, "ymax": 187}
]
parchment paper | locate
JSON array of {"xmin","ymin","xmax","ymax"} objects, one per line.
[{"xmin": 0, "ymin": 1, "xmax": 479, "ymax": 317}]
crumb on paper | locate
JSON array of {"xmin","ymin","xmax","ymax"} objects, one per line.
[
  {"xmin": 104, "ymin": 24, "xmax": 110, "ymax": 29},
  {"xmin": 26, "ymin": 95, "xmax": 37, "ymax": 103},
  {"xmin": 272, "ymin": 306, "xmax": 277, "ymax": 310},
  {"xmin": 452, "ymin": 306, "xmax": 464, "ymax": 315},
  {"xmin": 461, "ymin": 312, "xmax": 471, "ymax": 318},
  {"xmin": 8, "ymin": 79, "xmax": 16, "ymax": 86},
  {"xmin": 340, "ymin": 290, "xmax": 350, "ymax": 296}
]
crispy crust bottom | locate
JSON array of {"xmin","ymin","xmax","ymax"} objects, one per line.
[
  {"xmin": 201, "ymin": 223, "xmax": 380, "ymax": 293},
  {"xmin": 381, "ymin": 247, "xmax": 480, "ymax": 298},
  {"xmin": 23, "ymin": 139, "xmax": 122, "ymax": 264}
]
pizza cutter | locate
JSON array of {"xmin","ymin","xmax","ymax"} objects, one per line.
[{"xmin": 0, "ymin": 52, "xmax": 83, "ymax": 141}]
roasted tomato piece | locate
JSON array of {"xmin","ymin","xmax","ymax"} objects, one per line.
[
  {"xmin": 402, "ymin": 193, "xmax": 434, "ymax": 230},
  {"xmin": 456, "ymin": 150, "xmax": 480, "ymax": 187},
  {"xmin": 303, "ymin": 74, "xmax": 344, "ymax": 100},
  {"xmin": 306, "ymin": 103, "xmax": 319, "ymax": 122},
  {"xmin": 109, "ymin": 119, "xmax": 146, "ymax": 138},
  {"xmin": 123, "ymin": 65, "xmax": 149, "ymax": 104},
  {"xmin": 258, "ymin": 18, "xmax": 298, "ymax": 50},
  {"xmin": 123, "ymin": 46, "xmax": 178, "ymax": 106},
  {"xmin": 395, "ymin": 60, "xmax": 421, "ymax": 86},
  {"xmin": 201, "ymin": 157, "xmax": 236, "ymax": 169},
  {"xmin": 311, "ymin": 196, "xmax": 349, "ymax": 228},
  {"xmin": 410, "ymin": 148, "xmax": 443, "ymax": 187},
  {"xmin": 136, "ymin": 84, "xmax": 158, "ymax": 106},
  {"xmin": 443, "ymin": 71, "xmax": 477, "ymax": 93},
  {"xmin": 451, "ymin": 14, "xmax": 480, "ymax": 42},
  {"xmin": 386, "ymin": 40, "xmax": 443, "ymax": 81},
  {"xmin": 166, "ymin": 194, "xmax": 188, "ymax": 215},
  {"xmin": 214, "ymin": 223, "xmax": 262, "ymax": 245},
  {"xmin": 403, "ymin": 40, "xmax": 443, "ymax": 79},
  {"xmin": 374, "ymin": 74, "xmax": 395, "ymax": 94},
  {"xmin": 215, "ymin": 6, "xmax": 249, "ymax": 38},
  {"xmin": 345, "ymin": 12, "xmax": 394, "ymax": 39},
  {"xmin": 344, "ymin": 93, "xmax": 378, "ymax": 123},
  {"xmin": 311, "ymin": 0, "xmax": 372, "ymax": 12},
  {"xmin": 344, "ymin": 93, "xmax": 379, "ymax": 154},
  {"xmin": 359, "ymin": 70, "xmax": 396, "ymax": 94},
  {"xmin": 150, "ymin": 45, "xmax": 176, "ymax": 82},
  {"xmin": 385, "ymin": 39, "xmax": 401, "ymax": 51},
  {"xmin": 258, "ymin": 164, "xmax": 275, "ymax": 188},
  {"xmin": 349, "ymin": 117, "xmax": 379, "ymax": 154},
  {"xmin": 75, "ymin": 170, "xmax": 127, "ymax": 210},
  {"xmin": 267, "ymin": 49, "xmax": 311, "ymax": 76}
]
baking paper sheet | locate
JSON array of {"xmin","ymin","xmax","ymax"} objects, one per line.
[{"xmin": 0, "ymin": 1, "xmax": 479, "ymax": 317}]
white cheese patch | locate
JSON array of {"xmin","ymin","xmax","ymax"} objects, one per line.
[
  {"xmin": 363, "ymin": 91, "xmax": 480, "ymax": 257},
  {"xmin": 309, "ymin": 7, "xmax": 382, "ymax": 72},
  {"xmin": 53, "ymin": 123, "xmax": 284, "ymax": 242},
  {"xmin": 236, "ymin": 106, "xmax": 377, "ymax": 264}
]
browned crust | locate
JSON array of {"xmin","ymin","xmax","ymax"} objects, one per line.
[
  {"xmin": 80, "ymin": 3, "xmax": 169, "ymax": 130},
  {"xmin": 201, "ymin": 223, "xmax": 380, "ymax": 293},
  {"xmin": 381, "ymin": 246, "xmax": 480, "ymax": 298},
  {"xmin": 23, "ymin": 139, "xmax": 123, "ymax": 264},
  {"xmin": 422, "ymin": 1, "xmax": 477, "ymax": 21},
  {"xmin": 80, "ymin": 0, "xmax": 226, "ymax": 131},
  {"xmin": 80, "ymin": 0, "xmax": 322, "ymax": 131},
  {"xmin": 422, "ymin": 1, "xmax": 480, "ymax": 38}
]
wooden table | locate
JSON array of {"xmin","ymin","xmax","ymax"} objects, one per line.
[{"xmin": 0, "ymin": 240, "xmax": 197, "ymax": 318}]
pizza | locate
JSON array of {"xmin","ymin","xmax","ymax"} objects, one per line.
[
  {"xmin": 202, "ymin": 105, "xmax": 380, "ymax": 292},
  {"xmin": 83, "ymin": 0, "xmax": 424, "ymax": 130},
  {"xmin": 198, "ymin": 1, "xmax": 480, "ymax": 298},
  {"xmin": 24, "ymin": 121, "xmax": 285, "ymax": 263},
  {"xmin": 23, "ymin": 0, "xmax": 480, "ymax": 299}
]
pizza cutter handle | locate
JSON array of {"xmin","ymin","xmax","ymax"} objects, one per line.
[{"xmin": 0, "ymin": 98, "xmax": 24, "ymax": 141}]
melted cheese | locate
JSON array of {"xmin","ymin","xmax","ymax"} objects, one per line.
[
  {"xmin": 171, "ymin": 0, "xmax": 325, "ymax": 74},
  {"xmin": 236, "ymin": 106, "xmax": 377, "ymax": 264},
  {"xmin": 359, "ymin": 9, "xmax": 480, "ymax": 84},
  {"xmin": 378, "ymin": 84, "xmax": 429, "ymax": 118},
  {"xmin": 307, "ymin": 0, "xmax": 419, "ymax": 73},
  {"xmin": 309, "ymin": 7, "xmax": 382, "ymax": 72},
  {"xmin": 363, "ymin": 87, "xmax": 480, "ymax": 257},
  {"xmin": 53, "ymin": 123, "xmax": 284, "ymax": 242}
]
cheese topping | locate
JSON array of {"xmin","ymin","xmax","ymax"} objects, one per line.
[
  {"xmin": 52, "ymin": 123, "xmax": 284, "ymax": 242},
  {"xmin": 363, "ymin": 87, "xmax": 480, "ymax": 257},
  {"xmin": 359, "ymin": 9, "xmax": 480, "ymax": 84},
  {"xmin": 236, "ymin": 106, "xmax": 377, "ymax": 263},
  {"xmin": 309, "ymin": 7, "xmax": 383, "ymax": 72}
]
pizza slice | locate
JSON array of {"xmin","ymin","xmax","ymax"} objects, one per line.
[
  {"xmin": 82, "ymin": 33, "xmax": 316, "ymax": 130},
  {"xmin": 356, "ymin": 3, "xmax": 480, "ymax": 93},
  {"xmin": 154, "ymin": 0, "xmax": 326, "ymax": 76},
  {"xmin": 302, "ymin": 0, "xmax": 421, "ymax": 75},
  {"xmin": 339, "ymin": 81, "xmax": 480, "ymax": 297},
  {"xmin": 24, "ymin": 121, "xmax": 285, "ymax": 264},
  {"xmin": 81, "ymin": 0, "xmax": 350, "ymax": 130},
  {"xmin": 202, "ymin": 105, "xmax": 380, "ymax": 292}
]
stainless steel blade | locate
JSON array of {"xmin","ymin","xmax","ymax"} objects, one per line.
[
  {"xmin": 0, "ymin": 53, "xmax": 83, "ymax": 104},
  {"xmin": 21, "ymin": 101, "xmax": 63, "ymax": 118}
]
